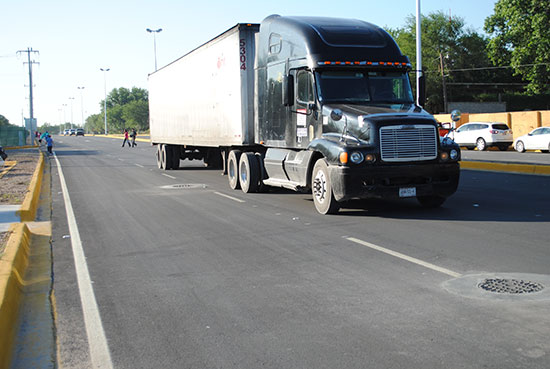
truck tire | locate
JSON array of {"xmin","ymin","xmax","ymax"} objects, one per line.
[
  {"xmin": 162, "ymin": 144, "xmax": 173, "ymax": 170},
  {"xmin": 311, "ymin": 159, "xmax": 339, "ymax": 215},
  {"xmin": 227, "ymin": 150, "xmax": 242, "ymax": 190},
  {"xmin": 417, "ymin": 195, "xmax": 446, "ymax": 208},
  {"xmin": 239, "ymin": 152, "xmax": 260, "ymax": 193},
  {"xmin": 156, "ymin": 145, "xmax": 164, "ymax": 169},
  {"xmin": 171, "ymin": 145, "xmax": 180, "ymax": 169},
  {"xmin": 255, "ymin": 153, "xmax": 267, "ymax": 193}
]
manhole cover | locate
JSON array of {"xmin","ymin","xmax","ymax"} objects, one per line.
[
  {"xmin": 478, "ymin": 278, "xmax": 544, "ymax": 294},
  {"xmin": 160, "ymin": 184, "xmax": 207, "ymax": 189}
]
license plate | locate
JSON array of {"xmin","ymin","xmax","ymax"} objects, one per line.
[{"xmin": 399, "ymin": 187, "xmax": 416, "ymax": 197}]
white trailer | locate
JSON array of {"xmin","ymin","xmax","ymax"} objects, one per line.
[{"xmin": 148, "ymin": 24, "xmax": 259, "ymax": 170}]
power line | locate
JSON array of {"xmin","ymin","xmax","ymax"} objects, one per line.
[{"xmin": 445, "ymin": 62, "xmax": 550, "ymax": 73}]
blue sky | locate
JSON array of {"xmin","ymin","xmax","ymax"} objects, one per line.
[{"xmin": 1, "ymin": 0, "xmax": 497, "ymax": 128}]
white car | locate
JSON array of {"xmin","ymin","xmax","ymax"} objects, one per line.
[
  {"xmin": 450, "ymin": 122, "xmax": 513, "ymax": 151},
  {"xmin": 514, "ymin": 127, "xmax": 550, "ymax": 153}
]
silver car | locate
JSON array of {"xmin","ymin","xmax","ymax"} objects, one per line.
[
  {"xmin": 514, "ymin": 127, "xmax": 550, "ymax": 153},
  {"xmin": 451, "ymin": 122, "xmax": 513, "ymax": 151}
]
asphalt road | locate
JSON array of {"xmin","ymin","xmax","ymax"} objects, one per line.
[{"xmin": 48, "ymin": 135, "xmax": 550, "ymax": 369}]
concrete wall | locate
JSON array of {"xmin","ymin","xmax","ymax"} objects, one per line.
[{"xmin": 434, "ymin": 110, "xmax": 550, "ymax": 140}]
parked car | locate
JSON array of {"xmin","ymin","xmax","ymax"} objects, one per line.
[
  {"xmin": 450, "ymin": 122, "xmax": 513, "ymax": 151},
  {"xmin": 76, "ymin": 128, "xmax": 85, "ymax": 136},
  {"xmin": 514, "ymin": 127, "xmax": 550, "ymax": 153}
]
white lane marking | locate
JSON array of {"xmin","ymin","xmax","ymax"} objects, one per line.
[
  {"xmin": 134, "ymin": 163, "xmax": 144, "ymax": 168},
  {"xmin": 117, "ymin": 158, "xmax": 125, "ymax": 161},
  {"xmin": 214, "ymin": 191, "xmax": 246, "ymax": 203},
  {"xmin": 54, "ymin": 153, "xmax": 114, "ymax": 369},
  {"xmin": 346, "ymin": 237, "xmax": 462, "ymax": 278},
  {"xmin": 161, "ymin": 173, "xmax": 176, "ymax": 179}
]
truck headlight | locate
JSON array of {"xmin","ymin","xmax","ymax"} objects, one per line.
[
  {"xmin": 450, "ymin": 149, "xmax": 458, "ymax": 160},
  {"xmin": 350, "ymin": 151, "xmax": 364, "ymax": 164}
]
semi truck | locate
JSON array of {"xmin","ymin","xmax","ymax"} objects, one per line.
[{"xmin": 148, "ymin": 15, "xmax": 460, "ymax": 214}]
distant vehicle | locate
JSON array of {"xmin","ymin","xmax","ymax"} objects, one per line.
[
  {"xmin": 62, "ymin": 129, "xmax": 70, "ymax": 136},
  {"xmin": 450, "ymin": 122, "xmax": 512, "ymax": 151},
  {"xmin": 76, "ymin": 128, "xmax": 85, "ymax": 136},
  {"xmin": 69, "ymin": 129, "xmax": 76, "ymax": 136},
  {"xmin": 514, "ymin": 127, "xmax": 550, "ymax": 153}
]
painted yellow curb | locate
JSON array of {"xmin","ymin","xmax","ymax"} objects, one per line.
[
  {"xmin": 4, "ymin": 145, "xmax": 39, "ymax": 150},
  {"xmin": 0, "ymin": 223, "xmax": 31, "ymax": 369},
  {"xmin": 17, "ymin": 152, "xmax": 44, "ymax": 222},
  {"xmin": 461, "ymin": 161, "xmax": 550, "ymax": 176},
  {"xmin": 103, "ymin": 134, "xmax": 150, "ymax": 143}
]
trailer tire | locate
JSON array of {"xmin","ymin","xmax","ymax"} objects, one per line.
[
  {"xmin": 156, "ymin": 145, "xmax": 164, "ymax": 169},
  {"xmin": 162, "ymin": 144, "xmax": 173, "ymax": 170},
  {"xmin": 239, "ymin": 152, "xmax": 260, "ymax": 193},
  {"xmin": 311, "ymin": 159, "xmax": 339, "ymax": 215},
  {"xmin": 171, "ymin": 145, "xmax": 180, "ymax": 169},
  {"xmin": 227, "ymin": 150, "xmax": 242, "ymax": 190}
]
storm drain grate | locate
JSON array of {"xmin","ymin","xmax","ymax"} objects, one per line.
[
  {"xmin": 161, "ymin": 184, "xmax": 207, "ymax": 189},
  {"xmin": 478, "ymin": 278, "xmax": 544, "ymax": 294}
]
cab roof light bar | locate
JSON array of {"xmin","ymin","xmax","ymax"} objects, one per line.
[{"xmin": 318, "ymin": 61, "xmax": 411, "ymax": 67}]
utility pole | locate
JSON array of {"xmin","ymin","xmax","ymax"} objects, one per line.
[
  {"xmin": 17, "ymin": 47, "xmax": 39, "ymax": 137},
  {"xmin": 439, "ymin": 51, "xmax": 448, "ymax": 113}
]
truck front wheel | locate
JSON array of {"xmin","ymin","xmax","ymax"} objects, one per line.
[
  {"xmin": 227, "ymin": 150, "xmax": 242, "ymax": 189},
  {"xmin": 311, "ymin": 159, "xmax": 340, "ymax": 215}
]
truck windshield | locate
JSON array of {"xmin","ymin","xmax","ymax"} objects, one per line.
[{"xmin": 315, "ymin": 70, "xmax": 414, "ymax": 104}]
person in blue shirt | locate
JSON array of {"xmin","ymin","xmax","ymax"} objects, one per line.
[{"xmin": 45, "ymin": 135, "xmax": 53, "ymax": 155}]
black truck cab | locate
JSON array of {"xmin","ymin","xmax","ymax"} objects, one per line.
[{"xmin": 253, "ymin": 15, "xmax": 460, "ymax": 214}]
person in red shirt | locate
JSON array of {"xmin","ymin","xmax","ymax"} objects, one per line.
[{"xmin": 122, "ymin": 129, "xmax": 131, "ymax": 147}]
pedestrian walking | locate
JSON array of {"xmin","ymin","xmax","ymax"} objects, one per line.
[
  {"xmin": 130, "ymin": 128, "xmax": 137, "ymax": 147},
  {"xmin": 122, "ymin": 129, "xmax": 131, "ymax": 147},
  {"xmin": 40, "ymin": 131, "xmax": 49, "ymax": 144},
  {"xmin": 45, "ymin": 134, "xmax": 53, "ymax": 155}
]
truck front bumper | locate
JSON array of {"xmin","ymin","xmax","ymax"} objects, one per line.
[{"xmin": 329, "ymin": 162, "xmax": 460, "ymax": 202}]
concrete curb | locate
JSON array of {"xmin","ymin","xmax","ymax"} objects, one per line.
[
  {"xmin": 0, "ymin": 149, "xmax": 44, "ymax": 368},
  {"xmin": 461, "ymin": 160, "xmax": 550, "ymax": 176},
  {"xmin": 17, "ymin": 152, "xmax": 45, "ymax": 222},
  {"xmin": 0, "ymin": 223, "xmax": 31, "ymax": 369}
]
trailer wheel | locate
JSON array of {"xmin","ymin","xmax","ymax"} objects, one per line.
[
  {"xmin": 171, "ymin": 145, "xmax": 180, "ymax": 169},
  {"xmin": 227, "ymin": 150, "xmax": 242, "ymax": 189},
  {"xmin": 239, "ymin": 152, "xmax": 260, "ymax": 193},
  {"xmin": 161, "ymin": 144, "xmax": 173, "ymax": 170},
  {"xmin": 311, "ymin": 159, "xmax": 339, "ymax": 215},
  {"xmin": 156, "ymin": 145, "xmax": 164, "ymax": 169}
]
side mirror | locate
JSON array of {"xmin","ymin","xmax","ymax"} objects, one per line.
[
  {"xmin": 283, "ymin": 74, "xmax": 294, "ymax": 106},
  {"xmin": 450, "ymin": 110, "xmax": 462, "ymax": 122}
]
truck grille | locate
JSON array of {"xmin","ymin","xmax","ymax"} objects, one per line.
[{"xmin": 380, "ymin": 125, "xmax": 438, "ymax": 162}]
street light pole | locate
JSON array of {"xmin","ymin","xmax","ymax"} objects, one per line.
[
  {"xmin": 69, "ymin": 97, "xmax": 75, "ymax": 129},
  {"xmin": 100, "ymin": 68, "xmax": 110, "ymax": 135},
  {"xmin": 416, "ymin": 0, "xmax": 423, "ymax": 107},
  {"xmin": 77, "ymin": 86, "xmax": 85, "ymax": 128},
  {"xmin": 146, "ymin": 28, "xmax": 162, "ymax": 71}
]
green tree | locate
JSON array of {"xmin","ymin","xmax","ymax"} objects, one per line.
[
  {"xmin": 485, "ymin": 0, "xmax": 550, "ymax": 94},
  {"xmin": 85, "ymin": 114, "xmax": 104, "ymax": 134},
  {"xmin": 0, "ymin": 114, "xmax": 11, "ymax": 127},
  {"xmin": 99, "ymin": 87, "xmax": 149, "ymax": 132},
  {"xmin": 389, "ymin": 11, "xmax": 493, "ymax": 113}
]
